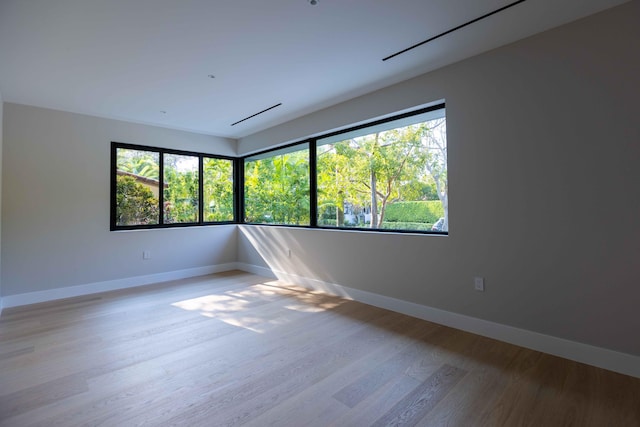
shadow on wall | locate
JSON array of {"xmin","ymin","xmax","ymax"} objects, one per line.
[{"xmin": 238, "ymin": 225, "xmax": 355, "ymax": 300}]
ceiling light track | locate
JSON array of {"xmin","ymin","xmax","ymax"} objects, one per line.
[
  {"xmin": 382, "ymin": 0, "xmax": 528, "ymax": 62},
  {"xmin": 231, "ymin": 103, "xmax": 283, "ymax": 126}
]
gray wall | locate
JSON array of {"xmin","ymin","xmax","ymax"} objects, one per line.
[
  {"xmin": 0, "ymin": 93, "xmax": 3, "ymax": 306},
  {"xmin": 237, "ymin": 2, "xmax": 640, "ymax": 356},
  {"xmin": 2, "ymin": 104, "xmax": 238, "ymax": 297}
]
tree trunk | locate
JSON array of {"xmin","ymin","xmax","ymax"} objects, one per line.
[
  {"xmin": 378, "ymin": 195, "xmax": 389, "ymax": 228},
  {"xmin": 335, "ymin": 163, "xmax": 345, "ymax": 226},
  {"xmin": 370, "ymin": 169, "xmax": 378, "ymax": 228},
  {"xmin": 336, "ymin": 193, "xmax": 344, "ymax": 227}
]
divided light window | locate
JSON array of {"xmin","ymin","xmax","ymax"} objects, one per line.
[
  {"xmin": 244, "ymin": 144, "xmax": 310, "ymax": 226},
  {"xmin": 111, "ymin": 103, "xmax": 446, "ymax": 234},
  {"xmin": 111, "ymin": 143, "xmax": 235, "ymax": 230},
  {"xmin": 317, "ymin": 106, "xmax": 447, "ymax": 232}
]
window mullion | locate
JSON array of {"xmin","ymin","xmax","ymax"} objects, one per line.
[
  {"xmin": 198, "ymin": 155, "xmax": 204, "ymax": 225},
  {"xmin": 309, "ymin": 140, "xmax": 318, "ymax": 228},
  {"xmin": 159, "ymin": 151, "xmax": 165, "ymax": 226},
  {"xmin": 236, "ymin": 158, "xmax": 244, "ymax": 223}
]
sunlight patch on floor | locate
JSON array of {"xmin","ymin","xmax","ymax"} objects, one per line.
[
  {"xmin": 171, "ymin": 294, "xmax": 249, "ymax": 313},
  {"xmin": 172, "ymin": 295, "xmax": 267, "ymax": 333},
  {"xmin": 288, "ymin": 296, "xmax": 344, "ymax": 312},
  {"xmin": 171, "ymin": 281, "xmax": 345, "ymax": 332}
]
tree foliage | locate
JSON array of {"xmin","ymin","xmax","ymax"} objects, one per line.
[
  {"xmin": 420, "ymin": 118, "xmax": 448, "ymax": 230},
  {"xmin": 117, "ymin": 149, "xmax": 159, "ymax": 179},
  {"xmin": 163, "ymin": 154, "xmax": 199, "ymax": 224},
  {"xmin": 115, "ymin": 114, "xmax": 448, "ymax": 232},
  {"xmin": 116, "ymin": 148, "xmax": 235, "ymax": 226},
  {"xmin": 203, "ymin": 158, "xmax": 234, "ymax": 222},
  {"xmin": 116, "ymin": 175, "xmax": 159, "ymax": 226},
  {"xmin": 244, "ymin": 149, "xmax": 310, "ymax": 225},
  {"xmin": 315, "ymin": 117, "xmax": 448, "ymax": 230}
]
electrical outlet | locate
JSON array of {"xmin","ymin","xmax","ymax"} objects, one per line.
[
  {"xmin": 474, "ymin": 277, "xmax": 485, "ymax": 291},
  {"xmin": 143, "ymin": 251, "xmax": 151, "ymax": 260},
  {"xmin": 287, "ymin": 248, "xmax": 292, "ymax": 258}
]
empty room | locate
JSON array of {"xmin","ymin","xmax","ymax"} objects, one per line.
[{"xmin": 1, "ymin": 0, "xmax": 639, "ymax": 425}]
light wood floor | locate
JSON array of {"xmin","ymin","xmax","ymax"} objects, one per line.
[{"xmin": 1, "ymin": 271, "xmax": 639, "ymax": 426}]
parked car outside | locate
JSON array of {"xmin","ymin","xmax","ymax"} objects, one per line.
[{"xmin": 431, "ymin": 217, "xmax": 445, "ymax": 231}]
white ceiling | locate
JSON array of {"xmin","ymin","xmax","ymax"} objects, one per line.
[{"xmin": 0, "ymin": 0, "xmax": 629, "ymax": 139}]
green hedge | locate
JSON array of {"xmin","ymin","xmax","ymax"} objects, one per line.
[
  {"xmin": 380, "ymin": 222, "xmax": 434, "ymax": 231},
  {"xmin": 318, "ymin": 219, "xmax": 434, "ymax": 231},
  {"xmin": 384, "ymin": 201, "xmax": 444, "ymax": 224}
]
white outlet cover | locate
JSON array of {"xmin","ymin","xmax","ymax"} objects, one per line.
[{"xmin": 474, "ymin": 277, "xmax": 485, "ymax": 291}]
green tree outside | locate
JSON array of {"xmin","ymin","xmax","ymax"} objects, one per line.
[
  {"xmin": 203, "ymin": 157, "xmax": 234, "ymax": 222},
  {"xmin": 116, "ymin": 148, "xmax": 235, "ymax": 226},
  {"xmin": 244, "ymin": 148, "xmax": 310, "ymax": 225},
  {"xmin": 315, "ymin": 117, "xmax": 447, "ymax": 230},
  {"xmin": 116, "ymin": 175, "xmax": 159, "ymax": 226},
  {"xmin": 115, "ymin": 113, "xmax": 447, "ymax": 232}
]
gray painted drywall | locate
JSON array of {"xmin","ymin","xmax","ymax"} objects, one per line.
[
  {"xmin": 0, "ymin": 93, "xmax": 3, "ymax": 304},
  {"xmin": 237, "ymin": 2, "xmax": 640, "ymax": 356},
  {"xmin": 2, "ymin": 104, "xmax": 238, "ymax": 297}
]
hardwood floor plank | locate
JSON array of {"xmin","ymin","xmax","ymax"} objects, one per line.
[
  {"xmin": 1, "ymin": 271, "xmax": 639, "ymax": 427},
  {"xmin": 158, "ymin": 311, "xmax": 411, "ymax": 426},
  {"xmin": 0, "ymin": 346, "xmax": 34, "ymax": 361},
  {"xmin": 0, "ymin": 373, "xmax": 88, "ymax": 420},
  {"xmin": 333, "ymin": 329, "xmax": 443, "ymax": 409},
  {"xmin": 134, "ymin": 303, "xmax": 388, "ymax": 426},
  {"xmin": 329, "ymin": 371, "xmax": 425, "ymax": 427},
  {"xmin": 11, "ymin": 285, "xmax": 381, "ymax": 426},
  {"xmin": 371, "ymin": 364, "xmax": 467, "ymax": 427},
  {"xmin": 243, "ymin": 321, "xmax": 444, "ymax": 427}
]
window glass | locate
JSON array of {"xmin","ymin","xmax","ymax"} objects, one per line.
[
  {"xmin": 244, "ymin": 145, "xmax": 310, "ymax": 225},
  {"xmin": 163, "ymin": 153, "xmax": 199, "ymax": 224},
  {"xmin": 115, "ymin": 148, "xmax": 160, "ymax": 226},
  {"xmin": 203, "ymin": 157, "xmax": 234, "ymax": 222},
  {"xmin": 316, "ymin": 108, "xmax": 447, "ymax": 232},
  {"xmin": 112, "ymin": 105, "xmax": 446, "ymax": 234}
]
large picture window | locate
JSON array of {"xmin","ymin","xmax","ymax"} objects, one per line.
[
  {"xmin": 244, "ymin": 145, "xmax": 310, "ymax": 226},
  {"xmin": 111, "ymin": 103, "xmax": 446, "ymax": 234},
  {"xmin": 111, "ymin": 143, "xmax": 235, "ymax": 230},
  {"xmin": 316, "ymin": 107, "xmax": 447, "ymax": 232}
]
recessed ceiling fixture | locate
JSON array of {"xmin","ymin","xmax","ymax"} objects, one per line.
[
  {"xmin": 207, "ymin": 74, "xmax": 215, "ymax": 79},
  {"xmin": 231, "ymin": 103, "xmax": 283, "ymax": 126},
  {"xmin": 309, "ymin": 0, "xmax": 318, "ymax": 5},
  {"xmin": 160, "ymin": 110, "xmax": 167, "ymax": 114},
  {"xmin": 382, "ymin": 0, "xmax": 527, "ymax": 61}
]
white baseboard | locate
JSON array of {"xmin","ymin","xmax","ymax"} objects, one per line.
[
  {"xmin": 237, "ymin": 262, "xmax": 640, "ymax": 379},
  {"xmin": 1, "ymin": 263, "xmax": 240, "ymax": 309}
]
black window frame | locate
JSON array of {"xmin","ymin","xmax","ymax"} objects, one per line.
[
  {"xmin": 110, "ymin": 141, "xmax": 237, "ymax": 231},
  {"xmin": 241, "ymin": 102, "xmax": 447, "ymax": 235},
  {"xmin": 110, "ymin": 102, "xmax": 447, "ymax": 235}
]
